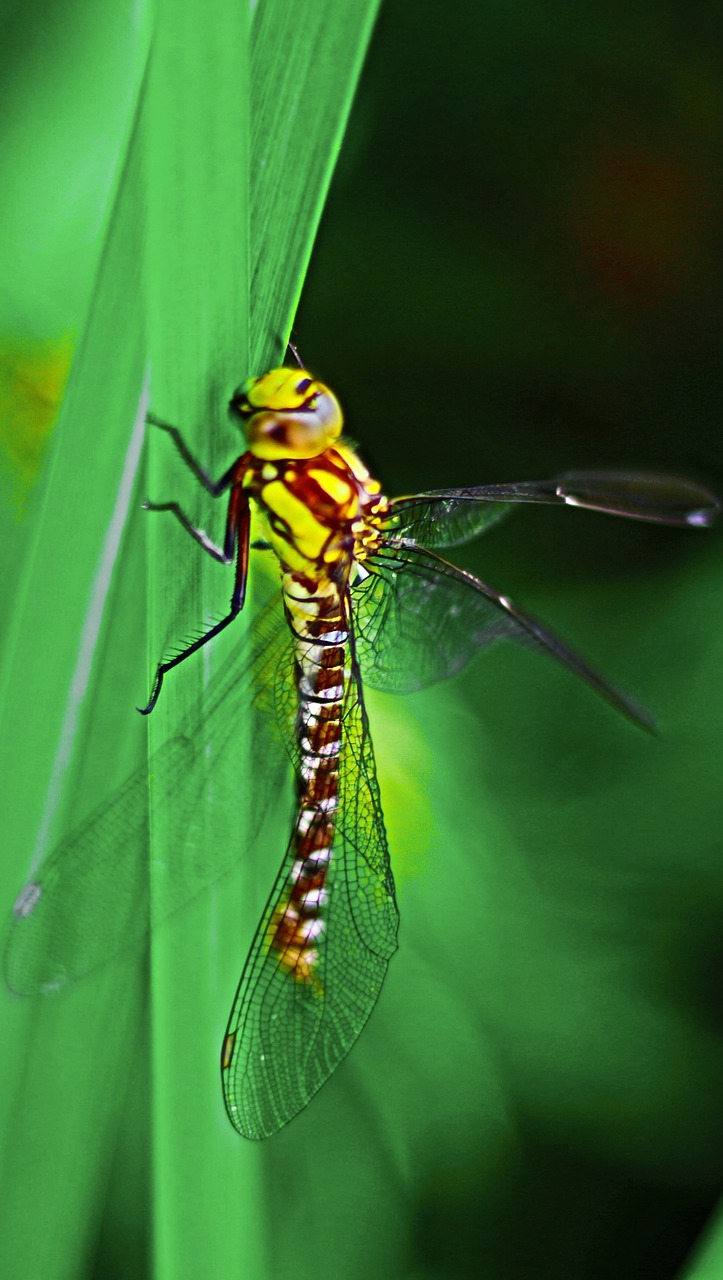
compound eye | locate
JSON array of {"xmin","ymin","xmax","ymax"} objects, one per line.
[{"xmin": 295, "ymin": 377, "xmax": 312, "ymax": 394}]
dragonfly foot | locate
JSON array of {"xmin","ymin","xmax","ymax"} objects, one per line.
[{"xmin": 138, "ymin": 668, "xmax": 164, "ymax": 716}]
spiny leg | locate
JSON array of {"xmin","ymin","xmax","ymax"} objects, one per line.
[
  {"xmin": 138, "ymin": 609, "xmax": 243, "ymax": 715},
  {"xmin": 140, "ymin": 476, "xmax": 251, "ymax": 715},
  {"xmin": 147, "ymin": 413, "xmax": 237, "ymax": 496},
  {"xmin": 143, "ymin": 500, "xmax": 230, "ymax": 563}
]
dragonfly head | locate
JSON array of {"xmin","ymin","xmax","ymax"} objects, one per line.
[{"xmin": 229, "ymin": 367, "xmax": 343, "ymax": 460}]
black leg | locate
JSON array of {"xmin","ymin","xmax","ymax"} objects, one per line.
[
  {"xmin": 143, "ymin": 500, "xmax": 230, "ymax": 563},
  {"xmin": 146, "ymin": 414, "xmax": 236, "ymax": 496},
  {"xmin": 138, "ymin": 608, "xmax": 241, "ymax": 715},
  {"xmin": 140, "ymin": 421, "xmax": 250, "ymax": 714}
]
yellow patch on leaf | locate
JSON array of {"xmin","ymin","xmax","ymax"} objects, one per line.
[{"xmin": 0, "ymin": 332, "xmax": 74, "ymax": 513}]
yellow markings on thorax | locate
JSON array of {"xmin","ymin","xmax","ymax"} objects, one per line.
[
  {"xmin": 333, "ymin": 443, "xmax": 382, "ymax": 494},
  {"xmin": 245, "ymin": 440, "xmax": 388, "ymax": 574},
  {"xmin": 307, "ymin": 465, "xmax": 354, "ymax": 507},
  {"xmin": 262, "ymin": 478, "xmax": 329, "ymax": 562}
]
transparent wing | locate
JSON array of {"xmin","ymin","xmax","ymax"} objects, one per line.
[
  {"xmin": 355, "ymin": 542, "xmax": 653, "ymax": 729},
  {"xmin": 221, "ymin": 605, "xmax": 399, "ymax": 1140},
  {"xmin": 386, "ymin": 471, "xmax": 720, "ymax": 548},
  {"xmin": 4, "ymin": 588, "xmax": 295, "ymax": 996}
]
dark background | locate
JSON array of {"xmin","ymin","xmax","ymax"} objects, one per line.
[
  {"xmin": 292, "ymin": 3, "xmax": 723, "ymax": 1277},
  {"xmin": 300, "ymin": 1, "xmax": 722, "ymax": 492}
]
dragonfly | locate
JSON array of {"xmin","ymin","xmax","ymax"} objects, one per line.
[{"xmin": 5, "ymin": 363, "xmax": 719, "ymax": 1140}]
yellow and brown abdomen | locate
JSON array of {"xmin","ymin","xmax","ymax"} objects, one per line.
[
  {"xmin": 241, "ymin": 443, "xmax": 388, "ymax": 985},
  {"xmin": 267, "ymin": 576, "xmax": 348, "ymax": 985}
]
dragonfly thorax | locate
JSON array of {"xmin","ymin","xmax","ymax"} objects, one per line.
[
  {"xmin": 229, "ymin": 367, "xmax": 343, "ymax": 461},
  {"xmin": 241, "ymin": 444, "xmax": 387, "ymax": 579}
]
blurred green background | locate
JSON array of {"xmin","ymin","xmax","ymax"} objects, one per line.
[{"xmin": 1, "ymin": 1, "xmax": 722, "ymax": 1278}]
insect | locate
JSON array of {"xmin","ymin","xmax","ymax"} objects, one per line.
[{"xmin": 6, "ymin": 364, "xmax": 718, "ymax": 1140}]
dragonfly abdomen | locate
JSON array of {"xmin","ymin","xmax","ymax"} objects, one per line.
[{"xmin": 267, "ymin": 577, "xmax": 349, "ymax": 986}]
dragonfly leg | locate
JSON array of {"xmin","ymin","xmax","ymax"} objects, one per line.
[
  {"xmin": 138, "ymin": 608, "xmax": 242, "ymax": 715},
  {"xmin": 139, "ymin": 494, "xmax": 250, "ymax": 715},
  {"xmin": 143, "ymin": 500, "xmax": 230, "ymax": 563},
  {"xmin": 147, "ymin": 414, "xmax": 236, "ymax": 496}
]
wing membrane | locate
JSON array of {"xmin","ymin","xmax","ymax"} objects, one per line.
[
  {"xmin": 4, "ymin": 589, "xmax": 294, "ymax": 995},
  {"xmin": 356, "ymin": 542, "xmax": 652, "ymax": 729},
  {"xmin": 387, "ymin": 471, "xmax": 720, "ymax": 547},
  {"xmin": 10, "ymin": 469, "xmax": 701, "ymax": 995},
  {"xmin": 221, "ymin": 604, "xmax": 399, "ymax": 1139}
]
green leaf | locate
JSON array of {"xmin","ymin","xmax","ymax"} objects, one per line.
[{"xmin": 0, "ymin": 0, "xmax": 380, "ymax": 1274}]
